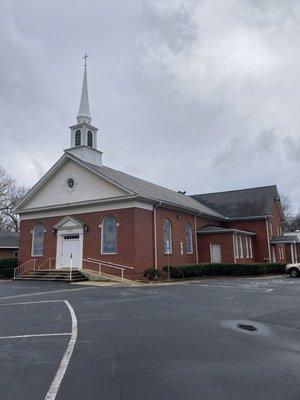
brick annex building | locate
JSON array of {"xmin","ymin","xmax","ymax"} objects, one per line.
[{"xmin": 16, "ymin": 64, "xmax": 288, "ymax": 279}]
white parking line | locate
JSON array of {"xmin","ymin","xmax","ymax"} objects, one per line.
[
  {"xmin": 45, "ymin": 300, "xmax": 78, "ymax": 400},
  {"xmin": 0, "ymin": 299, "xmax": 78, "ymax": 400},
  {"xmin": 0, "ymin": 332, "xmax": 71, "ymax": 340},
  {"xmin": 0, "ymin": 287, "xmax": 93, "ymax": 301}
]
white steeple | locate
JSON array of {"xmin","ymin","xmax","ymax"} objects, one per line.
[
  {"xmin": 77, "ymin": 53, "xmax": 92, "ymax": 124},
  {"xmin": 65, "ymin": 54, "xmax": 103, "ymax": 166}
]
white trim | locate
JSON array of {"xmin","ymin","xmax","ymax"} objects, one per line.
[
  {"xmin": 232, "ymin": 234, "xmax": 237, "ymax": 263},
  {"xmin": 19, "ymin": 200, "xmax": 153, "ymax": 220},
  {"xmin": 249, "ymin": 237, "xmax": 253, "ymax": 258},
  {"xmin": 235, "ymin": 235, "xmax": 239, "ymax": 259},
  {"xmin": 55, "ymin": 222, "xmax": 84, "ymax": 269},
  {"xmin": 194, "ymin": 216, "xmax": 199, "ymax": 264},
  {"xmin": 245, "ymin": 236, "xmax": 249, "ymax": 258},
  {"xmin": 239, "ymin": 236, "xmax": 243, "ymax": 258},
  {"xmin": 265, "ymin": 218, "xmax": 271, "ymax": 263}
]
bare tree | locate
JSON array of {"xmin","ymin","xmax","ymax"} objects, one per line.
[
  {"xmin": 281, "ymin": 195, "xmax": 300, "ymax": 232},
  {"xmin": 0, "ymin": 167, "xmax": 29, "ymax": 232}
]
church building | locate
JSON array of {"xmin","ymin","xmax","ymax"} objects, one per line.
[{"xmin": 16, "ymin": 62, "xmax": 286, "ymax": 280}]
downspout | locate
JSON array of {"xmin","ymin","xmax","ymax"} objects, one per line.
[
  {"xmin": 265, "ymin": 217, "xmax": 271, "ymax": 263},
  {"xmin": 232, "ymin": 232, "xmax": 237, "ymax": 264},
  {"xmin": 194, "ymin": 215, "xmax": 199, "ymax": 264},
  {"xmin": 153, "ymin": 202, "xmax": 162, "ymax": 270}
]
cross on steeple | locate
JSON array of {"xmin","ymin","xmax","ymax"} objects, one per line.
[{"xmin": 83, "ymin": 52, "xmax": 89, "ymax": 68}]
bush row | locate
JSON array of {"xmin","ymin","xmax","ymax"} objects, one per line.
[
  {"xmin": 162, "ymin": 263, "xmax": 286, "ymax": 279},
  {"xmin": 0, "ymin": 258, "xmax": 18, "ymax": 279}
]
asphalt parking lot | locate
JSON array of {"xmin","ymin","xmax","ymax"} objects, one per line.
[{"xmin": 1, "ymin": 276, "xmax": 300, "ymax": 400}]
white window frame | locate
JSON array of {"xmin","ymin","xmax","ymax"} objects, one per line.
[
  {"xmin": 184, "ymin": 223, "xmax": 193, "ymax": 254},
  {"xmin": 249, "ymin": 237, "xmax": 253, "ymax": 258},
  {"xmin": 269, "ymin": 222, "xmax": 273, "ymax": 237},
  {"xmin": 31, "ymin": 222, "xmax": 45, "ymax": 257},
  {"xmin": 100, "ymin": 216, "xmax": 118, "ymax": 255},
  {"xmin": 235, "ymin": 235, "xmax": 239, "ymax": 259},
  {"xmin": 164, "ymin": 219, "xmax": 173, "ymax": 254},
  {"xmin": 245, "ymin": 237, "xmax": 249, "ymax": 258},
  {"xmin": 239, "ymin": 236, "xmax": 243, "ymax": 259}
]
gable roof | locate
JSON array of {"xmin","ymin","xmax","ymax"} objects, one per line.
[
  {"xmin": 191, "ymin": 185, "xmax": 280, "ymax": 219},
  {"xmin": 15, "ymin": 152, "xmax": 222, "ymax": 218},
  {"xmin": 74, "ymin": 156, "xmax": 222, "ymax": 218},
  {"xmin": 0, "ymin": 232, "xmax": 19, "ymax": 248}
]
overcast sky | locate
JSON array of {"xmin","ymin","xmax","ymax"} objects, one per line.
[{"xmin": 1, "ymin": 0, "xmax": 300, "ymax": 209}]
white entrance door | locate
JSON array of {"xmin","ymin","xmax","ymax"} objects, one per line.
[
  {"xmin": 211, "ymin": 244, "xmax": 222, "ymax": 263},
  {"xmin": 60, "ymin": 235, "xmax": 80, "ymax": 268}
]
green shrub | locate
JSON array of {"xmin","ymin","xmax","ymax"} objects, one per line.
[
  {"xmin": 0, "ymin": 258, "xmax": 18, "ymax": 279},
  {"xmin": 162, "ymin": 263, "xmax": 286, "ymax": 279},
  {"xmin": 143, "ymin": 268, "xmax": 161, "ymax": 281}
]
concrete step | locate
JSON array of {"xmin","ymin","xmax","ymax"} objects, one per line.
[{"xmin": 15, "ymin": 269, "xmax": 88, "ymax": 282}]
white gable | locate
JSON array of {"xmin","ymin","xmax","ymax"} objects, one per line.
[{"xmin": 22, "ymin": 158, "xmax": 127, "ymax": 210}]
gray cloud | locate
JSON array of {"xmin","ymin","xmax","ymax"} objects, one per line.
[{"xmin": 1, "ymin": 0, "xmax": 300, "ymax": 210}]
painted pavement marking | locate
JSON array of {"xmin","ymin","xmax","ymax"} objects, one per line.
[
  {"xmin": 0, "ymin": 332, "xmax": 71, "ymax": 340},
  {"xmin": 0, "ymin": 299, "xmax": 78, "ymax": 400},
  {"xmin": 0, "ymin": 286, "xmax": 93, "ymax": 301}
]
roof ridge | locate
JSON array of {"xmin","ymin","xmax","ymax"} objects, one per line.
[{"xmin": 192, "ymin": 184, "xmax": 277, "ymax": 197}]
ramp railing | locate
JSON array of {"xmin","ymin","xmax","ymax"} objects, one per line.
[{"xmin": 82, "ymin": 258, "xmax": 134, "ymax": 282}]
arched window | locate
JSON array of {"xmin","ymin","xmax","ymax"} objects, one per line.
[
  {"xmin": 87, "ymin": 131, "xmax": 93, "ymax": 148},
  {"xmin": 101, "ymin": 216, "xmax": 117, "ymax": 254},
  {"xmin": 164, "ymin": 219, "xmax": 172, "ymax": 254},
  {"xmin": 32, "ymin": 223, "xmax": 44, "ymax": 256},
  {"xmin": 75, "ymin": 130, "xmax": 81, "ymax": 146},
  {"xmin": 185, "ymin": 223, "xmax": 193, "ymax": 254}
]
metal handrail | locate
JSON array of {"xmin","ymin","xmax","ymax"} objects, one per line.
[
  {"xmin": 82, "ymin": 258, "xmax": 134, "ymax": 282},
  {"xmin": 86, "ymin": 257, "xmax": 134, "ymax": 270},
  {"xmin": 36, "ymin": 258, "xmax": 56, "ymax": 270},
  {"xmin": 14, "ymin": 259, "xmax": 36, "ymax": 279}
]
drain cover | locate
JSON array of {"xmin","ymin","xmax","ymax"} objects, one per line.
[{"xmin": 238, "ymin": 324, "xmax": 257, "ymax": 332}]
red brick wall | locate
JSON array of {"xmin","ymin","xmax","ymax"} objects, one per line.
[
  {"xmin": 18, "ymin": 206, "xmax": 199, "ymax": 279},
  {"xmin": 0, "ymin": 248, "xmax": 17, "ymax": 259},
  {"xmin": 19, "ymin": 208, "xmax": 142, "ymax": 277},
  {"xmin": 224, "ymin": 219, "xmax": 270, "ymax": 262},
  {"xmin": 156, "ymin": 208, "xmax": 198, "ymax": 268},
  {"xmin": 197, "ymin": 233, "xmax": 234, "ymax": 263}
]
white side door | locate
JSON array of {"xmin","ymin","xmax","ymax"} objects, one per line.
[
  {"xmin": 60, "ymin": 235, "xmax": 80, "ymax": 268},
  {"xmin": 210, "ymin": 244, "xmax": 222, "ymax": 263}
]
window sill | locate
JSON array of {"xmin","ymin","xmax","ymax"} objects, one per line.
[
  {"xmin": 101, "ymin": 253, "xmax": 117, "ymax": 255},
  {"xmin": 31, "ymin": 255, "xmax": 43, "ymax": 257}
]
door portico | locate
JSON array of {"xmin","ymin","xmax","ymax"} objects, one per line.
[{"xmin": 54, "ymin": 216, "xmax": 84, "ymax": 269}]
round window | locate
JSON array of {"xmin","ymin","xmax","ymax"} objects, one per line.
[{"xmin": 67, "ymin": 178, "xmax": 75, "ymax": 189}]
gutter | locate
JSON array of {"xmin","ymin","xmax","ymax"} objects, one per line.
[
  {"xmin": 153, "ymin": 202, "xmax": 162, "ymax": 270},
  {"xmin": 265, "ymin": 217, "xmax": 271, "ymax": 263}
]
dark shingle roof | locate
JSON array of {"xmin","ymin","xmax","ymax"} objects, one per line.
[
  {"xmin": 75, "ymin": 158, "xmax": 223, "ymax": 218},
  {"xmin": 0, "ymin": 232, "xmax": 19, "ymax": 248},
  {"xmin": 192, "ymin": 185, "xmax": 279, "ymax": 219},
  {"xmin": 270, "ymin": 235, "xmax": 300, "ymax": 244}
]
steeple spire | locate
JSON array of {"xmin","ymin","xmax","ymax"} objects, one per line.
[{"xmin": 77, "ymin": 53, "xmax": 91, "ymax": 124}]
